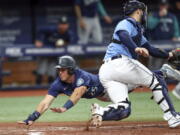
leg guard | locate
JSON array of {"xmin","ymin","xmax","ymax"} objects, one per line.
[
  {"xmin": 102, "ymin": 99, "xmax": 131, "ymax": 121},
  {"xmin": 149, "ymin": 72, "xmax": 175, "ymax": 113}
]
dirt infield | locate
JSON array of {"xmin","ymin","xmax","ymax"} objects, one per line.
[
  {"xmin": 0, "ymin": 90, "xmax": 47, "ymax": 98},
  {"xmin": 0, "ymin": 121, "xmax": 180, "ymax": 135}
]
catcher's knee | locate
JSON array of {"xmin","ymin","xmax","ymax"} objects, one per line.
[
  {"xmin": 102, "ymin": 101, "xmax": 131, "ymax": 121},
  {"xmin": 149, "ymin": 75, "xmax": 163, "ymax": 100},
  {"xmin": 149, "ymin": 74, "xmax": 174, "ymax": 112}
]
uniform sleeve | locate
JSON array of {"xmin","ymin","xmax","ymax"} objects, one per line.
[
  {"xmin": 48, "ymin": 80, "xmax": 62, "ymax": 97},
  {"xmin": 141, "ymin": 35, "xmax": 148, "ymax": 45},
  {"xmin": 97, "ymin": 0, "xmax": 107, "ymax": 17},
  {"xmin": 116, "ymin": 30, "xmax": 137, "ymax": 50},
  {"xmin": 173, "ymin": 16, "xmax": 180, "ymax": 38},
  {"xmin": 141, "ymin": 42, "xmax": 169, "ymax": 58}
]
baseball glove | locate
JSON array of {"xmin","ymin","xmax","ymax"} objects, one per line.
[{"xmin": 168, "ymin": 48, "xmax": 180, "ymax": 67}]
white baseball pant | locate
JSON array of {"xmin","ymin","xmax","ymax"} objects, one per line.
[{"xmin": 99, "ymin": 55, "xmax": 170, "ymax": 113}]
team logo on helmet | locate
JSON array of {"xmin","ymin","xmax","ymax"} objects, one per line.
[{"xmin": 76, "ymin": 78, "xmax": 84, "ymax": 86}]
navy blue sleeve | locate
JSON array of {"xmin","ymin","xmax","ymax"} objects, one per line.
[
  {"xmin": 116, "ymin": 30, "xmax": 137, "ymax": 51},
  {"xmin": 48, "ymin": 79, "xmax": 63, "ymax": 97},
  {"xmin": 141, "ymin": 42, "xmax": 169, "ymax": 58}
]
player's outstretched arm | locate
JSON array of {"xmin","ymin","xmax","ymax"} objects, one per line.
[
  {"xmin": 141, "ymin": 42, "xmax": 170, "ymax": 59},
  {"xmin": 51, "ymin": 86, "xmax": 87, "ymax": 113},
  {"xmin": 17, "ymin": 94, "xmax": 55, "ymax": 125}
]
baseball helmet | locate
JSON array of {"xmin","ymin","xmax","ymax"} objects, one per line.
[
  {"xmin": 55, "ymin": 55, "xmax": 76, "ymax": 74},
  {"xmin": 124, "ymin": 0, "xmax": 146, "ymax": 15}
]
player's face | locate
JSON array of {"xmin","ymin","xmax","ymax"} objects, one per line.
[
  {"xmin": 137, "ymin": 9, "xmax": 147, "ymax": 25},
  {"xmin": 58, "ymin": 68, "xmax": 71, "ymax": 82},
  {"xmin": 58, "ymin": 23, "xmax": 69, "ymax": 33},
  {"xmin": 138, "ymin": 9, "xmax": 144, "ymax": 19}
]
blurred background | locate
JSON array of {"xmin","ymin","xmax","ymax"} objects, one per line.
[{"xmin": 0, "ymin": 0, "xmax": 180, "ymax": 90}]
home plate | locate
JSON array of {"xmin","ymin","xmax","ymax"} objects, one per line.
[{"xmin": 27, "ymin": 132, "xmax": 44, "ymax": 135}]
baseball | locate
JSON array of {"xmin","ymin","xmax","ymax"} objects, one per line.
[{"xmin": 56, "ymin": 39, "xmax": 65, "ymax": 47}]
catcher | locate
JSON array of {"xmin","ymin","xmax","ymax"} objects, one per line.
[
  {"xmin": 18, "ymin": 54, "xmax": 180, "ymax": 127},
  {"xmin": 89, "ymin": 0, "xmax": 180, "ymax": 129}
]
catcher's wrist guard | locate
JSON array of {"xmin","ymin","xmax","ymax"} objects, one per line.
[{"xmin": 24, "ymin": 111, "xmax": 41, "ymax": 125}]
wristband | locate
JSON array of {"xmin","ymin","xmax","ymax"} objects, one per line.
[{"xmin": 63, "ymin": 100, "xmax": 74, "ymax": 110}]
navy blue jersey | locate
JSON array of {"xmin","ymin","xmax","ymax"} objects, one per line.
[
  {"xmin": 152, "ymin": 12, "xmax": 176, "ymax": 40},
  {"xmin": 48, "ymin": 69, "xmax": 104, "ymax": 98},
  {"xmin": 36, "ymin": 27, "xmax": 70, "ymax": 47},
  {"xmin": 75, "ymin": 0, "xmax": 99, "ymax": 17}
]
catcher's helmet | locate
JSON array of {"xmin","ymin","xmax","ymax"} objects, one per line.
[
  {"xmin": 124, "ymin": 0, "xmax": 146, "ymax": 15},
  {"xmin": 55, "ymin": 55, "xmax": 76, "ymax": 74}
]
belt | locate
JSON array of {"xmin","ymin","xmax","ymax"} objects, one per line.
[
  {"xmin": 111, "ymin": 38, "xmax": 122, "ymax": 44},
  {"xmin": 104, "ymin": 55, "xmax": 122, "ymax": 63}
]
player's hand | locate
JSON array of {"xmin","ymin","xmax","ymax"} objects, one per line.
[
  {"xmin": 135, "ymin": 47, "xmax": 149, "ymax": 57},
  {"xmin": 50, "ymin": 107, "xmax": 67, "ymax": 113},
  {"xmin": 79, "ymin": 19, "xmax": 86, "ymax": 30},
  {"xmin": 17, "ymin": 120, "xmax": 34, "ymax": 126},
  {"xmin": 104, "ymin": 16, "xmax": 112, "ymax": 24},
  {"xmin": 35, "ymin": 40, "xmax": 43, "ymax": 48}
]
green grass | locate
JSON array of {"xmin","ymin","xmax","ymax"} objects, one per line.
[{"xmin": 0, "ymin": 92, "xmax": 180, "ymax": 122}]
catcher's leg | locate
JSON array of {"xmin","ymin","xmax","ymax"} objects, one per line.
[
  {"xmin": 172, "ymin": 82, "xmax": 180, "ymax": 100},
  {"xmin": 90, "ymin": 81, "xmax": 131, "ymax": 127},
  {"xmin": 160, "ymin": 64, "xmax": 180, "ymax": 81},
  {"xmin": 130, "ymin": 59, "xmax": 180, "ymax": 127},
  {"xmin": 159, "ymin": 63, "xmax": 180, "ymax": 100}
]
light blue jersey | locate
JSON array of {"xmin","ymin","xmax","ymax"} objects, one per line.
[{"xmin": 104, "ymin": 17, "xmax": 148, "ymax": 60}]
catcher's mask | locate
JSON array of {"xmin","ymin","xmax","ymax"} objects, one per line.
[
  {"xmin": 55, "ymin": 55, "xmax": 76, "ymax": 75},
  {"xmin": 124, "ymin": 0, "xmax": 147, "ymax": 26}
]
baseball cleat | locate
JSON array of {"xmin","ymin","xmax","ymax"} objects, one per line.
[
  {"xmin": 160, "ymin": 64, "xmax": 180, "ymax": 81},
  {"xmin": 164, "ymin": 112, "xmax": 180, "ymax": 128},
  {"xmin": 90, "ymin": 114, "xmax": 103, "ymax": 128},
  {"xmin": 172, "ymin": 89, "xmax": 180, "ymax": 100},
  {"xmin": 17, "ymin": 121, "xmax": 26, "ymax": 124},
  {"xmin": 17, "ymin": 120, "xmax": 33, "ymax": 126},
  {"xmin": 90, "ymin": 103, "xmax": 103, "ymax": 128}
]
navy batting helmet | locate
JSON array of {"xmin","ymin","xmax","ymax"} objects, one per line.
[
  {"xmin": 124, "ymin": 0, "xmax": 146, "ymax": 15},
  {"xmin": 55, "ymin": 55, "xmax": 76, "ymax": 74}
]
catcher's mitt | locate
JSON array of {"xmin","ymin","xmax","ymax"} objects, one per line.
[{"xmin": 168, "ymin": 48, "xmax": 180, "ymax": 67}]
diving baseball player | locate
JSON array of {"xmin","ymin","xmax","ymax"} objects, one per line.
[
  {"xmin": 17, "ymin": 55, "xmax": 110, "ymax": 125},
  {"xmin": 91, "ymin": 0, "xmax": 180, "ymax": 128}
]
